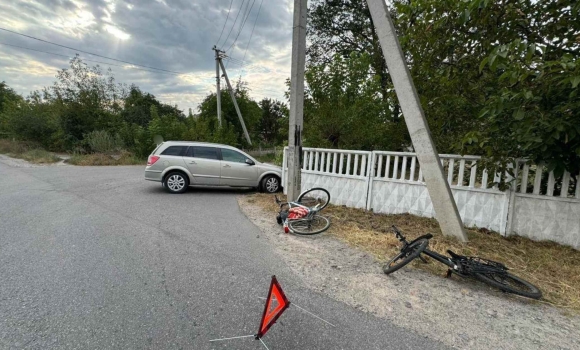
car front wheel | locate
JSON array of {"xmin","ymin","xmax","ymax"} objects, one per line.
[
  {"xmin": 164, "ymin": 172, "xmax": 189, "ymax": 194},
  {"xmin": 261, "ymin": 175, "xmax": 280, "ymax": 193}
]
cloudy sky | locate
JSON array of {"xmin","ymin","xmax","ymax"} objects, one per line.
[{"xmin": 0, "ymin": 0, "xmax": 294, "ymax": 113}]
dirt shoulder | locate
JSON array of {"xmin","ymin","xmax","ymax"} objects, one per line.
[{"xmin": 238, "ymin": 195, "xmax": 580, "ymax": 350}]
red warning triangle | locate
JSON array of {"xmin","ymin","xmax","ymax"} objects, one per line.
[{"xmin": 256, "ymin": 276, "xmax": 290, "ymax": 339}]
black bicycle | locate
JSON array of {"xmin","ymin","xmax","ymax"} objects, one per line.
[{"xmin": 383, "ymin": 226, "xmax": 542, "ymax": 299}]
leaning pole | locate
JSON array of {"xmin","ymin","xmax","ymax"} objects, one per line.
[{"xmin": 365, "ymin": 0, "xmax": 467, "ymax": 241}]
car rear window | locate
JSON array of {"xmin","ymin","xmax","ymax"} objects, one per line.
[
  {"xmin": 161, "ymin": 146, "xmax": 188, "ymax": 156},
  {"xmin": 190, "ymin": 146, "xmax": 219, "ymax": 160}
]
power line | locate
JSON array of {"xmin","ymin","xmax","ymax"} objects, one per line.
[
  {"xmin": 0, "ymin": 42, "xmax": 215, "ymax": 83},
  {"xmin": 0, "ymin": 27, "xmax": 188, "ymax": 75},
  {"xmin": 0, "ymin": 42, "xmax": 181, "ymax": 76},
  {"xmin": 241, "ymin": 0, "xmax": 263, "ymax": 63},
  {"xmin": 220, "ymin": 0, "xmax": 247, "ymax": 50},
  {"xmin": 215, "ymin": 0, "xmax": 234, "ymax": 47},
  {"xmin": 226, "ymin": 0, "xmax": 257, "ymax": 53}
]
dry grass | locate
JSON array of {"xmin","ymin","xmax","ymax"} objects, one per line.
[
  {"xmin": 248, "ymin": 192, "xmax": 580, "ymax": 311},
  {"xmin": 0, "ymin": 139, "xmax": 61, "ymax": 164},
  {"xmin": 68, "ymin": 152, "xmax": 144, "ymax": 166}
]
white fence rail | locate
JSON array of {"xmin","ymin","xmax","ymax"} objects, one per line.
[{"xmin": 282, "ymin": 147, "xmax": 580, "ymax": 249}]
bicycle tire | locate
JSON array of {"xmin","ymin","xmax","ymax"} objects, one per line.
[
  {"xmin": 297, "ymin": 188, "xmax": 330, "ymax": 210},
  {"xmin": 474, "ymin": 271, "xmax": 542, "ymax": 299},
  {"xmin": 383, "ymin": 238, "xmax": 429, "ymax": 275},
  {"xmin": 288, "ymin": 215, "xmax": 330, "ymax": 235}
]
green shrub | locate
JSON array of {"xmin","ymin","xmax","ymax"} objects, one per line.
[{"xmin": 84, "ymin": 130, "xmax": 124, "ymax": 154}]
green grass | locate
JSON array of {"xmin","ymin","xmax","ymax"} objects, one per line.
[
  {"xmin": 0, "ymin": 139, "xmax": 61, "ymax": 164},
  {"xmin": 68, "ymin": 152, "xmax": 144, "ymax": 166},
  {"xmin": 254, "ymin": 153, "xmax": 283, "ymax": 166}
]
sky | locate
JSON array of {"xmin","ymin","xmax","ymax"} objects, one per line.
[{"xmin": 0, "ymin": 0, "xmax": 294, "ymax": 113}]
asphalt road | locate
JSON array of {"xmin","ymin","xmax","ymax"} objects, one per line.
[{"xmin": 0, "ymin": 161, "xmax": 449, "ymax": 350}]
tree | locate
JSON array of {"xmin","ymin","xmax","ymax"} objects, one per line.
[
  {"xmin": 121, "ymin": 86, "xmax": 184, "ymax": 127},
  {"xmin": 197, "ymin": 80, "xmax": 261, "ymax": 147},
  {"xmin": 304, "ymin": 52, "xmax": 406, "ymax": 150},
  {"xmin": 258, "ymin": 99, "xmax": 288, "ymax": 145},
  {"xmin": 460, "ymin": 0, "xmax": 580, "ymax": 176}
]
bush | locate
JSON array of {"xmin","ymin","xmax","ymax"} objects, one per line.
[
  {"xmin": 68, "ymin": 151, "xmax": 144, "ymax": 166},
  {"xmin": 0, "ymin": 139, "xmax": 60, "ymax": 163},
  {"xmin": 84, "ymin": 130, "xmax": 124, "ymax": 154}
]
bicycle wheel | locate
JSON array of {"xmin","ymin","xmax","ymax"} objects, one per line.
[
  {"xmin": 288, "ymin": 215, "xmax": 330, "ymax": 235},
  {"xmin": 297, "ymin": 188, "xmax": 330, "ymax": 210},
  {"xmin": 474, "ymin": 271, "xmax": 542, "ymax": 299},
  {"xmin": 383, "ymin": 239, "xmax": 429, "ymax": 275}
]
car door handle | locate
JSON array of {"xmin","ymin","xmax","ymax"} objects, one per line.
[
  {"xmin": 223, "ymin": 164, "xmax": 231, "ymax": 168},
  {"xmin": 188, "ymin": 161, "xmax": 196, "ymax": 164}
]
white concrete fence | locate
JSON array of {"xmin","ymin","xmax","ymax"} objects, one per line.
[{"xmin": 282, "ymin": 147, "xmax": 580, "ymax": 249}]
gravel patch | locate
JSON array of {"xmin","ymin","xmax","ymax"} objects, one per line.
[
  {"xmin": 238, "ymin": 196, "xmax": 580, "ymax": 350},
  {"xmin": 0, "ymin": 154, "xmax": 70, "ymax": 167}
]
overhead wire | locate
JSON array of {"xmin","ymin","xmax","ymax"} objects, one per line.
[
  {"xmin": 215, "ymin": 0, "xmax": 234, "ymax": 48},
  {"xmin": 225, "ymin": 0, "xmax": 257, "ymax": 53},
  {"xmin": 0, "ymin": 27, "xmax": 188, "ymax": 75},
  {"xmin": 0, "ymin": 42, "xmax": 215, "ymax": 82},
  {"xmin": 241, "ymin": 0, "xmax": 263, "ymax": 64},
  {"xmin": 220, "ymin": 0, "xmax": 247, "ymax": 50}
]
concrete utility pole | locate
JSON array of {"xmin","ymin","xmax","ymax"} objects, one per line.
[
  {"xmin": 286, "ymin": 0, "xmax": 307, "ymax": 201},
  {"xmin": 365, "ymin": 0, "xmax": 468, "ymax": 241},
  {"xmin": 213, "ymin": 46, "xmax": 222, "ymax": 127},
  {"xmin": 218, "ymin": 59, "xmax": 252, "ymax": 145}
]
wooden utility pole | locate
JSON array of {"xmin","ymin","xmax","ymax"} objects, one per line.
[
  {"xmin": 365, "ymin": 0, "xmax": 467, "ymax": 241},
  {"xmin": 286, "ymin": 0, "xmax": 307, "ymax": 201}
]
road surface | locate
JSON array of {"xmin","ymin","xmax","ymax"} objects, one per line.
[{"xmin": 0, "ymin": 160, "xmax": 448, "ymax": 349}]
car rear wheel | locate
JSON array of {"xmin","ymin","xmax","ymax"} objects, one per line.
[
  {"xmin": 261, "ymin": 175, "xmax": 280, "ymax": 193},
  {"xmin": 164, "ymin": 172, "xmax": 189, "ymax": 194}
]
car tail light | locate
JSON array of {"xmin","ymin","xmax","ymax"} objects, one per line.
[{"xmin": 147, "ymin": 155, "xmax": 160, "ymax": 166}]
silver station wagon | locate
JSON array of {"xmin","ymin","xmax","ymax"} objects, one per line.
[{"xmin": 145, "ymin": 141, "xmax": 282, "ymax": 194}]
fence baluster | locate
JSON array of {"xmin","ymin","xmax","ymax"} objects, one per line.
[
  {"xmin": 520, "ymin": 164, "xmax": 529, "ymax": 193},
  {"xmin": 393, "ymin": 156, "xmax": 399, "ymax": 179},
  {"xmin": 457, "ymin": 159, "xmax": 465, "ymax": 186},
  {"xmin": 481, "ymin": 169, "xmax": 489, "ymax": 189},
  {"xmin": 302, "ymin": 150, "xmax": 307, "ymax": 170},
  {"xmin": 469, "ymin": 161, "xmax": 477, "ymax": 188},
  {"xmin": 533, "ymin": 164, "xmax": 543, "ymax": 194},
  {"xmin": 561, "ymin": 171, "xmax": 571, "ymax": 198},
  {"xmin": 401, "ymin": 156, "xmax": 407, "ymax": 180},
  {"xmin": 409, "ymin": 156, "xmax": 416, "ymax": 181},
  {"xmin": 354, "ymin": 154, "xmax": 359, "ymax": 176},
  {"xmin": 332, "ymin": 153, "xmax": 338, "ymax": 173},
  {"xmin": 339, "ymin": 154, "xmax": 344, "ymax": 174},
  {"xmin": 493, "ymin": 172, "xmax": 501, "ymax": 190},
  {"xmin": 447, "ymin": 159, "xmax": 455, "ymax": 185},
  {"xmin": 418, "ymin": 167, "xmax": 423, "ymax": 182},
  {"xmin": 377, "ymin": 154, "xmax": 383, "ymax": 178},
  {"xmin": 547, "ymin": 171, "xmax": 555, "ymax": 196},
  {"xmin": 385, "ymin": 155, "xmax": 391, "ymax": 179},
  {"xmin": 314, "ymin": 151, "xmax": 319, "ymax": 171},
  {"xmin": 346, "ymin": 154, "xmax": 352, "ymax": 175},
  {"xmin": 360, "ymin": 154, "xmax": 367, "ymax": 177},
  {"xmin": 576, "ymin": 174, "xmax": 580, "ymax": 199}
]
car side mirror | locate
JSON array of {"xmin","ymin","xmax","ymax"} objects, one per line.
[{"xmin": 245, "ymin": 158, "xmax": 255, "ymax": 166}]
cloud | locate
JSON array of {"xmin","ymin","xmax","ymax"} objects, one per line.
[{"xmin": 0, "ymin": 0, "xmax": 294, "ymax": 112}]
